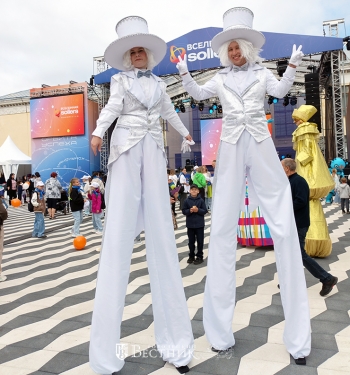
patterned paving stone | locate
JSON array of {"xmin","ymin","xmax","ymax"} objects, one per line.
[{"xmin": 0, "ymin": 203, "xmax": 349, "ymax": 374}]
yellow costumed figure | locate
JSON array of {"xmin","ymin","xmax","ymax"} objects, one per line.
[{"xmin": 292, "ymin": 105, "xmax": 335, "ymax": 257}]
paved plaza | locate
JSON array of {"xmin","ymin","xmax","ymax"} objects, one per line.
[{"xmin": 0, "ymin": 202, "xmax": 349, "ymax": 375}]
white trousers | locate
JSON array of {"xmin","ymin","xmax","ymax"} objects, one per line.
[
  {"xmin": 203, "ymin": 131, "xmax": 311, "ymax": 359},
  {"xmin": 89, "ymin": 135, "xmax": 194, "ymax": 374}
]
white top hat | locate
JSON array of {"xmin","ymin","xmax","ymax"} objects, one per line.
[
  {"xmin": 211, "ymin": 7, "xmax": 265, "ymax": 54},
  {"xmin": 104, "ymin": 16, "xmax": 167, "ymax": 71}
]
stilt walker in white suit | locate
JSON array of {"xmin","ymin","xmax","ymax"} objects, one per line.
[
  {"xmin": 90, "ymin": 16, "xmax": 194, "ymax": 375},
  {"xmin": 176, "ymin": 7, "xmax": 311, "ymax": 365}
]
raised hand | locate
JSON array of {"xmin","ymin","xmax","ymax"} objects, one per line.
[
  {"xmin": 289, "ymin": 44, "xmax": 304, "ymax": 67},
  {"xmin": 176, "ymin": 54, "xmax": 189, "ymax": 76}
]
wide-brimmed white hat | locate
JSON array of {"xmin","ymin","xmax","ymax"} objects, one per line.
[
  {"xmin": 104, "ymin": 16, "xmax": 167, "ymax": 70},
  {"xmin": 211, "ymin": 7, "xmax": 265, "ymax": 53}
]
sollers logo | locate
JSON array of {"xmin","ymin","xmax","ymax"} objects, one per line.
[{"xmin": 169, "ymin": 45, "xmax": 186, "ymax": 64}]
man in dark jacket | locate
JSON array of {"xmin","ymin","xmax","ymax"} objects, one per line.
[
  {"xmin": 182, "ymin": 184, "xmax": 208, "ymax": 265},
  {"xmin": 281, "ymin": 158, "xmax": 338, "ymax": 297}
]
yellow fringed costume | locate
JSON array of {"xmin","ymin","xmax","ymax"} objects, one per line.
[{"xmin": 292, "ymin": 105, "xmax": 335, "ymax": 257}]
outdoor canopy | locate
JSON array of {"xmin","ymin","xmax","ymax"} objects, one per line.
[{"xmin": 0, "ymin": 136, "xmax": 31, "ymax": 180}]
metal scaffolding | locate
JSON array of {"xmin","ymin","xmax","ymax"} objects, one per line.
[
  {"xmin": 93, "ymin": 57, "xmax": 110, "ymax": 172},
  {"xmin": 331, "ymin": 51, "xmax": 346, "ymax": 158}
]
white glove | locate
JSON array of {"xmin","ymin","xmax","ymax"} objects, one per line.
[
  {"xmin": 289, "ymin": 44, "xmax": 304, "ymax": 67},
  {"xmin": 181, "ymin": 138, "xmax": 195, "ymax": 153},
  {"xmin": 176, "ymin": 54, "xmax": 189, "ymax": 75}
]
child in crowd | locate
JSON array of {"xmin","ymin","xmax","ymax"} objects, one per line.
[
  {"xmin": 182, "ymin": 184, "xmax": 208, "ymax": 265},
  {"xmin": 88, "ymin": 181, "xmax": 103, "ymax": 235},
  {"xmin": 68, "ymin": 178, "xmax": 84, "ymax": 237},
  {"xmin": 338, "ymin": 177, "xmax": 350, "ymax": 214},
  {"xmin": 81, "ymin": 175, "xmax": 91, "ymax": 216},
  {"xmin": 0, "ymin": 199, "xmax": 8, "ymax": 281},
  {"xmin": 31, "ymin": 181, "xmax": 47, "ymax": 239}
]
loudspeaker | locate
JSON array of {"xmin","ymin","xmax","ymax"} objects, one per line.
[
  {"xmin": 305, "ymin": 73, "xmax": 319, "ymax": 83},
  {"xmin": 305, "ymin": 73, "xmax": 320, "ymax": 127},
  {"xmin": 305, "ymin": 81, "xmax": 319, "ymax": 95}
]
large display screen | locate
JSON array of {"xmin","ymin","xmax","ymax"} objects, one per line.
[
  {"xmin": 200, "ymin": 118, "xmax": 222, "ymax": 165},
  {"xmin": 30, "ymin": 93, "xmax": 85, "ymax": 138}
]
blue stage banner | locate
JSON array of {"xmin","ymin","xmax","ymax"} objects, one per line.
[
  {"xmin": 31, "ymin": 136, "xmax": 91, "ymax": 189},
  {"xmin": 95, "ymin": 27, "xmax": 343, "ymax": 84}
]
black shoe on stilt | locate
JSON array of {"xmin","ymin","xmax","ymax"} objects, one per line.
[
  {"xmin": 211, "ymin": 345, "xmax": 234, "ymax": 353},
  {"xmin": 295, "ymin": 357, "xmax": 306, "ymax": 365},
  {"xmin": 175, "ymin": 365, "xmax": 190, "ymax": 374}
]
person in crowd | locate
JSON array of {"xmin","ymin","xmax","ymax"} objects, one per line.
[
  {"xmin": 45, "ymin": 172, "xmax": 62, "ymax": 219},
  {"xmin": 192, "ymin": 166, "xmax": 206, "ymax": 200},
  {"xmin": 33, "ymin": 172, "xmax": 42, "ymax": 188},
  {"xmin": 291, "ymin": 105, "xmax": 335, "ymax": 257},
  {"xmin": 81, "ymin": 175, "xmax": 92, "ymax": 216},
  {"xmin": 0, "ymin": 186, "xmax": 8, "ymax": 209},
  {"xmin": 179, "ymin": 167, "xmax": 190, "ymax": 210},
  {"xmin": 331, "ymin": 169, "xmax": 340, "ymax": 204},
  {"xmin": 211, "ymin": 160, "xmax": 216, "ymax": 169},
  {"xmin": 31, "ymin": 181, "xmax": 47, "ymax": 239},
  {"xmin": 202, "ymin": 165, "xmax": 212, "ymax": 210},
  {"xmin": 91, "ymin": 171, "xmax": 105, "ymax": 194},
  {"xmin": 0, "ymin": 199, "xmax": 8, "ymax": 281},
  {"xmin": 281, "ymin": 158, "xmax": 338, "ymax": 296},
  {"xmin": 27, "ymin": 174, "xmax": 35, "ymax": 201},
  {"xmin": 0, "ymin": 173, "xmax": 5, "ymax": 185},
  {"xmin": 168, "ymin": 168, "xmax": 178, "ymax": 185},
  {"xmin": 338, "ymin": 177, "xmax": 350, "ymax": 214},
  {"xmin": 6, "ymin": 173, "xmax": 17, "ymax": 205},
  {"xmin": 182, "ymin": 184, "xmax": 208, "ymax": 265},
  {"xmin": 89, "ymin": 15, "xmax": 194, "ymax": 374},
  {"xmin": 68, "ymin": 178, "xmax": 84, "ymax": 238},
  {"xmin": 17, "ymin": 179, "xmax": 23, "ymax": 205},
  {"xmin": 88, "ymin": 181, "xmax": 103, "ymax": 234},
  {"xmin": 176, "ymin": 6, "xmax": 310, "ymax": 364}
]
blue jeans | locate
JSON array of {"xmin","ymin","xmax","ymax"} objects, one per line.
[
  {"xmin": 32, "ymin": 212, "xmax": 45, "ymax": 237},
  {"xmin": 1, "ymin": 198, "xmax": 8, "ymax": 209},
  {"xmin": 92, "ymin": 212, "xmax": 103, "ymax": 231},
  {"xmin": 298, "ymin": 227, "xmax": 331, "ymax": 282},
  {"xmin": 71, "ymin": 210, "xmax": 83, "ymax": 235}
]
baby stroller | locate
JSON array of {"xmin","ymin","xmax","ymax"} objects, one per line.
[{"xmin": 56, "ymin": 190, "xmax": 69, "ymax": 214}]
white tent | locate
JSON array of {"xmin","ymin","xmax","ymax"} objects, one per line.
[{"xmin": 0, "ymin": 136, "xmax": 31, "ymax": 180}]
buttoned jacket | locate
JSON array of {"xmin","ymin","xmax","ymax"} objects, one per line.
[
  {"xmin": 93, "ymin": 70, "xmax": 189, "ymax": 166},
  {"xmin": 182, "ymin": 64, "xmax": 295, "ymax": 144}
]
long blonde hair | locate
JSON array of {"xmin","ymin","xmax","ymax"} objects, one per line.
[{"xmin": 68, "ymin": 178, "xmax": 80, "ymax": 197}]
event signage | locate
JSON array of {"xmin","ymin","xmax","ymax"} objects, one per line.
[
  {"xmin": 30, "ymin": 93, "xmax": 85, "ymax": 139},
  {"xmin": 94, "ymin": 27, "xmax": 343, "ymax": 84}
]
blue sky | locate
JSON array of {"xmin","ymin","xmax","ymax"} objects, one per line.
[{"xmin": 0, "ymin": 0, "xmax": 349, "ymax": 96}]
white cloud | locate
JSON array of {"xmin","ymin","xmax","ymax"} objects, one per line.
[{"xmin": 0, "ymin": 0, "xmax": 349, "ymax": 96}]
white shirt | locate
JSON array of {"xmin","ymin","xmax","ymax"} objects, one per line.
[
  {"xmin": 231, "ymin": 63, "xmax": 249, "ymax": 95},
  {"xmin": 134, "ymin": 68, "xmax": 156, "ymax": 106},
  {"xmin": 180, "ymin": 173, "xmax": 190, "ymax": 193}
]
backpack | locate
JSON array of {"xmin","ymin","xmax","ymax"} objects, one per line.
[{"xmin": 28, "ymin": 201, "xmax": 34, "ymax": 212}]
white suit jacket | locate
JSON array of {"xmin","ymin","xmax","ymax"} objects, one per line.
[
  {"xmin": 182, "ymin": 64, "xmax": 296, "ymax": 144},
  {"xmin": 93, "ymin": 70, "xmax": 189, "ymax": 166}
]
